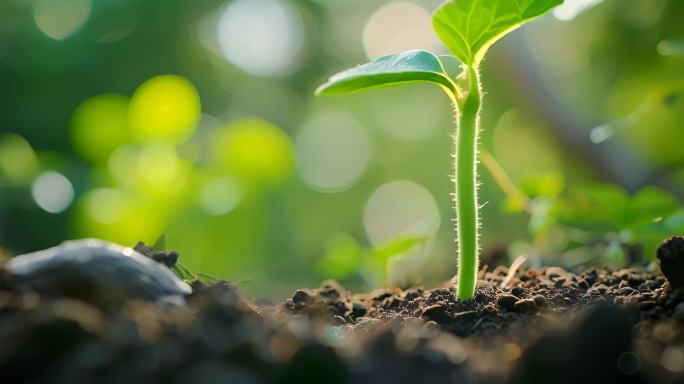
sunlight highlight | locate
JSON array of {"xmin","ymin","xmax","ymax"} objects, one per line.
[
  {"xmin": 31, "ymin": 171, "xmax": 74, "ymax": 214},
  {"xmin": 129, "ymin": 75, "xmax": 201, "ymax": 144},
  {"xmin": 296, "ymin": 111, "xmax": 370, "ymax": 192},
  {"xmin": 553, "ymin": 0, "xmax": 603, "ymax": 21},
  {"xmin": 363, "ymin": 180, "xmax": 440, "ymax": 246},
  {"xmin": 198, "ymin": 177, "xmax": 243, "ymax": 216},
  {"xmin": 363, "ymin": 2, "xmax": 443, "ymax": 60},
  {"xmin": 216, "ymin": 0, "xmax": 304, "ymax": 77}
]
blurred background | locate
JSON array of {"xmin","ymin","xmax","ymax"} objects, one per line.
[{"xmin": 1, "ymin": 0, "xmax": 683, "ymax": 297}]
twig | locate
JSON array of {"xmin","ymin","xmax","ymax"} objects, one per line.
[{"xmin": 500, "ymin": 255, "xmax": 528, "ymax": 288}]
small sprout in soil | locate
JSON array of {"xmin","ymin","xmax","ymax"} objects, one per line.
[{"xmin": 316, "ymin": 0, "xmax": 562, "ymax": 300}]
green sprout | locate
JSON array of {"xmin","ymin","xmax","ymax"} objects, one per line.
[{"xmin": 316, "ymin": 0, "xmax": 563, "ymax": 300}]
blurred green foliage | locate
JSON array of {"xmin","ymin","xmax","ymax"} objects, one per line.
[{"xmin": 0, "ymin": 0, "xmax": 683, "ymax": 296}]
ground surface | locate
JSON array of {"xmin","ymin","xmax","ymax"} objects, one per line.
[{"xmin": 1, "ymin": 240, "xmax": 684, "ymax": 384}]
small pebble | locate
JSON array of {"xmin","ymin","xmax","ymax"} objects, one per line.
[
  {"xmin": 497, "ymin": 295, "xmax": 518, "ymax": 311},
  {"xmin": 513, "ymin": 299, "xmax": 538, "ymax": 314},
  {"xmin": 292, "ymin": 290, "xmax": 311, "ymax": 305},
  {"xmin": 421, "ymin": 304, "xmax": 451, "ymax": 323},
  {"xmin": 511, "ymin": 287, "xmax": 525, "ymax": 298}
]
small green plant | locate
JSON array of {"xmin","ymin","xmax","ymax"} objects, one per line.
[
  {"xmin": 315, "ymin": 232, "xmax": 429, "ymax": 287},
  {"xmin": 316, "ymin": 0, "xmax": 563, "ymax": 300},
  {"xmin": 481, "ymin": 153, "xmax": 684, "ymax": 266}
]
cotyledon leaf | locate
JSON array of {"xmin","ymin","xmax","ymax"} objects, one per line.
[
  {"xmin": 433, "ymin": 0, "xmax": 563, "ymax": 68},
  {"xmin": 315, "ymin": 50, "xmax": 460, "ymax": 96}
]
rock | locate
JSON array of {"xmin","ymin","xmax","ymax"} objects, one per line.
[
  {"xmin": 8, "ymin": 239, "xmax": 191, "ymax": 304},
  {"xmin": 513, "ymin": 299, "xmax": 538, "ymax": 314},
  {"xmin": 656, "ymin": 236, "xmax": 684, "ymax": 288},
  {"xmin": 511, "ymin": 287, "xmax": 525, "ymax": 298}
]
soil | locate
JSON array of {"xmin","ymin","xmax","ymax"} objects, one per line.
[{"xmin": 1, "ymin": 238, "xmax": 683, "ymax": 384}]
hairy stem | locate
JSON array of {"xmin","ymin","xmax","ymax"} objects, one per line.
[{"xmin": 454, "ymin": 66, "xmax": 482, "ymax": 300}]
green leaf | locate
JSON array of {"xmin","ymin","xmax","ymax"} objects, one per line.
[
  {"xmin": 625, "ymin": 187, "xmax": 680, "ymax": 228},
  {"xmin": 373, "ymin": 234, "xmax": 429, "ymax": 262},
  {"xmin": 315, "ymin": 232, "xmax": 362, "ymax": 280},
  {"xmin": 171, "ymin": 262, "xmax": 195, "ymax": 283},
  {"xmin": 561, "ymin": 183, "xmax": 629, "ymax": 232},
  {"xmin": 433, "ymin": 0, "xmax": 563, "ymax": 67},
  {"xmin": 315, "ymin": 50, "xmax": 458, "ymax": 96},
  {"xmin": 520, "ymin": 172, "xmax": 565, "ymax": 198}
]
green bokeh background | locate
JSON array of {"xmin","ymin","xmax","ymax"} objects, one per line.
[{"xmin": 1, "ymin": 0, "xmax": 683, "ymax": 297}]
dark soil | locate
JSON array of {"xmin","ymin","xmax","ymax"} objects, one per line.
[{"xmin": 1, "ymin": 238, "xmax": 684, "ymax": 384}]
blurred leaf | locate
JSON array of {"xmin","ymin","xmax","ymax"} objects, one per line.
[
  {"xmin": 502, "ymin": 196, "xmax": 527, "ymax": 213},
  {"xmin": 630, "ymin": 209, "xmax": 684, "ymax": 260},
  {"xmin": 316, "ymin": 50, "xmax": 458, "ymax": 96},
  {"xmin": 315, "ymin": 233, "xmax": 362, "ymax": 280},
  {"xmin": 664, "ymin": 210, "xmax": 684, "ymax": 232},
  {"xmin": 528, "ymin": 197, "xmax": 561, "ymax": 236},
  {"xmin": 373, "ymin": 234, "xmax": 429, "ymax": 262},
  {"xmin": 432, "ymin": 0, "xmax": 562, "ymax": 67},
  {"xmin": 625, "ymin": 187, "xmax": 680, "ymax": 228},
  {"xmin": 561, "ymin": 184, "xmax": 629, "ymax": 232},
  {"xmin": 521, "ymin": 172, "xmax": 565, "ymax": 198}
]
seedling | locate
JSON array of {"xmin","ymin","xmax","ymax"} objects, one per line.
[{"xmin": 316, "ymin": 0, "xmax": 563, "ymax": 300}]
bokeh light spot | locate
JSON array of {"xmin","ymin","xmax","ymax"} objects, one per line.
[
  {"xmin": 137, "ymin": 144, "xmax": 179, "ymax": 184},
  {"xmin": 616, "ymin": 351, "xmax": 641, "ymax": 376},
  {"xmin": 661, "ymin": 347, "xmax": 684, "ymax": 373},
  {"xmin": 363, "ymin": 180, "xmax": 440, "ymax": 246},
  {"xmin": 77, "ymin": 189, "xmax": 166, "ymax": 245},
  {"xmin": 0, "ymin": 133, "xmax": 39, "ymax": 186},
  {"xmin": 82, "ymin": 188, "xmax": 125, "ymax": 224},
  {"xmin": 296, "ymin": 111, "xmax": 370, "ymax": 192},
  {"xmin": 553, "ymin": 0, "xmax": 603, "ymax": 21},
  {"xmin": 210, "ymin": 118, "xmax": 294, "ymax": 185},
  {"xmin": 129, "ymin": 75, "xmax": 201, "ymax": 144},
  {"xmin": 70, "ymin": 94, "xmax": 131, "ymax": 163},
  {"xmin": 198, "ymin": 177, "xmax": 243, "ymax": 216},
  {"xmin": 494, "ymin": 109, "xmax": 562, "ymax": 178},
  {"xmin": 363, "ymin": 2, "xmax": 443, "ymax": 60},
  {"xmin": 31, "ymin": 171, "xmax": 74, "ymax": 214},
  {"xmin": 108, "ymin": 145, "xmax": 139, "ymax": 184},
  {"xmin": 217, "ymin": 0, "xmax": 304, "ymax": 77},
  {"xmin": 33, "ymin": 0, "xmax": 92, "ymax": 40},
  {"xmin": 371, "ymin": 86, "xmax": 446, "ymax": 140}
]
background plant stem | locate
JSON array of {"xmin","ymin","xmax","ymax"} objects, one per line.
[{"xmin": 454, "ymin": 66, "xmax": 482, "ymax": 300}]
